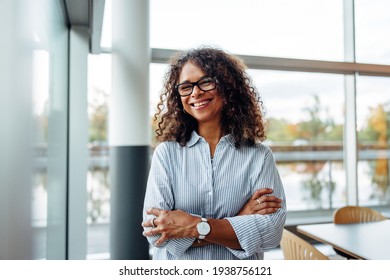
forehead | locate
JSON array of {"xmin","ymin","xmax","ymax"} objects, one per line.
[{"xmin": 179, "ymin": 61, "xmax": 206, "ymax": 83}]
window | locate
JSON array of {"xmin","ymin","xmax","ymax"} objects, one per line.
[
  {"xmin": 87, "ymin": 54, "xmax": 112, "ymax": 259},
  {"xmin": 31, "ymin": 1, "xmax": 69, "ymax": 259},
  {"xmin": 356, "ymin": 76, "xmax": 390, "ymax": 205},
  {"xmin": 149, "ymin": 0, "xmax": 390, "ymax": 214},
  {"xmin": 355, "ymin": 0, "xmax": 390, "ymax": 64},
  {"xmin": 150, "ymin": 0, "xmax": 344, "ymax": 61},
  {"xmin": 249, "ymin": 70, "xmax": 346, "ymax": 210}
]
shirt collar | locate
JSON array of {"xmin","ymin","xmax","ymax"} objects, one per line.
[
  {"xmin": 187, "ymin": 131, "xmax": 202, "ymax": 147},
  {"xmin": 187, "ymin": 131, "xmax": 236, "ymax": 149}
]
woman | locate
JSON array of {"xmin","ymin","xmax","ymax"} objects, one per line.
[{"xmin": 142, "ymin": 47, "xmax": 286, "ymax": 260}]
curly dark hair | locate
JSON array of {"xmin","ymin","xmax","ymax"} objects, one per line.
[{"xmin": 154, "ymin": 47, "xmax": 266, "ymax": 148}]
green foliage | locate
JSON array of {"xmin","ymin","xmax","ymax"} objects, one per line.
[
  {"xmin": 359, "ymin": 125, "xmax": 380, "ymax": 142},
  {"xmin": 302, "ymin": 174, "xmax": 323, "ymax": 202},
  {"xmin": 266, "ymin": 94, "xmax": 342, "ymax": 144},
  {"xmin": 358, "ymin": 104, "xmax": 389, "ymax": 143},
  {"xmin": 88, "ymin": 88, "xmax": 108, "ymax": 143},
  {"xmin": 266, "ymin": 117, "xmax": 298, "ymax": 142}
]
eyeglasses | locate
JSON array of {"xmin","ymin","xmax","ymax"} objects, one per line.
[{"xmin": 175, "ymin": 77, "xmax": 217, "ymax": 97}]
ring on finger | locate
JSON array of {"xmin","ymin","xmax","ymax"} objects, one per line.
[
  {"xmin": 256, "ymin": 198, "xmax": 261, "ymax": 205},
  {"xmin": 151, "ymin": 218, "xmax": 156, "ymax": 227}
]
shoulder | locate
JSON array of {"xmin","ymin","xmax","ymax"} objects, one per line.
[
  {"xmin": 154, "ymin": 140, "xmax": 176, "ymax": 150},
  {"xmin": 240, "ymin": 142, "xmax": 274, "ymax": 164},
  {"xmin": 253, "ymin": 142, "xmax": 271, "ymax": 151},
  {"xmin": 243, "ymin": 141, "xmax": 273, "ymax": 155},
  {"xmin": 153, "ymin": 140, "xmax": 183, "ymax": 157}
]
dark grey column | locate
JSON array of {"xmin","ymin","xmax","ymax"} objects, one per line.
[
  {"xmin": 110, "ymin": 0, "xmax": 150, "ymax": 259},
  {"xmin": 110, "ymin": 147, "xmax": 150, "ymax": 259}
]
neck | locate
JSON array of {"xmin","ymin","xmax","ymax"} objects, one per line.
[{"xmin": 197, "ymin": 122, "xmax": 223, "ymax": 156}]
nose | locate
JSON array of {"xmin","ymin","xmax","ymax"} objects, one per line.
[{"xmin": 191, "ymin": 84, "xmax": 204, "ymax": 98}]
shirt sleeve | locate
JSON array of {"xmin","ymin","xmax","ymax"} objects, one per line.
[
  {"xmin": 142, "ymin": 143, "xmax": 195, "ymax": 258},
  {"xmin": 225, "ymin": 146, "xmax": 287, "ymax": 259}
]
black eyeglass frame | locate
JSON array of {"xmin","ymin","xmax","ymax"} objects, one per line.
[{"xmin": 175, "ymin": 77, "xmax": 218, "ymax": 97}]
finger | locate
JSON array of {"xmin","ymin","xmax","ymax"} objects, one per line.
[
  {"xmin": 254, "ymin": 203, "xmax": 281, "ymax": 212},
  {"xmin": 143, "ymin": 227, "xmax": 159, "ymax": 237},
  {"xmin": 141, "ymin": 218, "xmax": 157, "ymax": 228},
  {"xmin": 141, "ymin": 221, "xmax": 149, "ymax": 227},
  {"xmin": 155, "ymin": 240, "xmax": 163, "ymax": 246},
  {"xmin": 146, "ymin": 207, "xmax": 162, "ymax": 216},
  {"xmin": 257, "ymin": 195, "xmax": 282, "ymax": 204},
  {"xmin": 257, "ymin": 208, "xmax": 280, "ymax": 215},
  {"xmin": 256, "ymin": 201, "xmax": 282, "ymax": 209},
  {"xmin": 252, "ymin": 188, "xmax": 273, "ymax": 200},
  {"xmin": 155, "ymin": 235, "xmax": 168, "ymax": 246}
]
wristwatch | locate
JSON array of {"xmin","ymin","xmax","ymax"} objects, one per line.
[{"xmin": 196, "ymin": 217, "xmax": 211, "ymax": 239}]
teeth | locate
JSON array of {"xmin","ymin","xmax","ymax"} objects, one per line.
[{"xmin": 193, "ymin": 100, "xmax": 210, "ymax": 107}]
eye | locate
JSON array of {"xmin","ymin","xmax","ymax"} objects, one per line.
[
  {"xmin": 177, "ymin": 83, "xmax": 193, "ymax": 94},
  {"xmin": 179, "ymin": 84, "xmax": 192, "ymax": 91},
  {"xmin": 199, "ymin": 78, "xmax": 213, "ymax": 86}
]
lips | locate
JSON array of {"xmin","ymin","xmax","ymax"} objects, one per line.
[{"xmin": 190, "ymin": 99, "xmax": 212, "ymax": 108}]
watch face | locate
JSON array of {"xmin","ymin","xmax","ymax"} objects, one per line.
[{"xmin": 197, "ymin": 221, "xmax": 210, "ymax": 235}]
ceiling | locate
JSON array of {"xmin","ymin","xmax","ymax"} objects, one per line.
[
  {"xmin": 64, "ymin": 0, "xmax": 105, "ymax": 54},
  {"xmin": 64, "ymin": 0, "xmax": 89, "ymax": 25}
]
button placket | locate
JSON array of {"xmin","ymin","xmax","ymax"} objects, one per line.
[{"xmin": 203, "ymin": 142, "xmax": 214, "ymax": 217}]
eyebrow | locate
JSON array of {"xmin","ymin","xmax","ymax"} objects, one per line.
[{"xmin": 179, "ymin": 75, "xmax": 209, "ymax": 84}]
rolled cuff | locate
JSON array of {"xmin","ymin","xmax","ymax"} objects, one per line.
[
  {"xmin": 145, "ymin": 233, "xmax": 195, "ymax": 258},
  {"xmin": 225, "ymin": 213, "xmax": 284, "ymax": 259}
]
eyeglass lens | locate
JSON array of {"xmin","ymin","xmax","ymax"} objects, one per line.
[{"xmin": 177, "ymin": 77, "xmax": 216, "ymax": 96}]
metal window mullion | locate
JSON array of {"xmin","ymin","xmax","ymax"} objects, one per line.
[
  {"xmin": 343, "ymin": 0, "xmax": 358, "ymax": 206},
  {"xmin": 344, "ymin": 74, "xmax": 358, "ymax": 206},
  {"xmin": 151, "ymin": 48, "xmax": 390, "ymax": 77}
]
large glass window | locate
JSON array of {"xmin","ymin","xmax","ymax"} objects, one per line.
[
  {"xmin": 87, "ymin": 54, "xmax": 112, "ymax": 259},
  {"xmin": 356, "ymin": 76, "xmax": 390, "ymax": 206},
  {"xmin": 150, "ymin": 0, "xmax": 344, "ymax": 61},
  {"xmin": 30, "ymin": 0, "xmax": 69, "ymax": 259},
  {"xmin": 149, "ymin": 0, "xmax": 390, "ymax": 215},
  {"xmin": 249, "ymin": 70, "xmax": 346, "ymax": 210},
  {"xmin": 355, "ymin": 0, "xmax": 390, "ymax": 64}
]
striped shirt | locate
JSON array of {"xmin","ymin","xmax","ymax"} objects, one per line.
[{"xmin": 143, "ymin": 131, "xmax": 286, "ymax": 260}]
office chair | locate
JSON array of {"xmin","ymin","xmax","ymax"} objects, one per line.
[
  {"xmin": 280, "ymin": 229, "xmax": 329, "ymax": 260},
  {"xmin": 333, "ymin": 206, "xmax": 386, "ymax": 224}
]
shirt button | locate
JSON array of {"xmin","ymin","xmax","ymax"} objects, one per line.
[{"xmin": 208, "ymin": 191, "xmax": 213, "ymax": 196}]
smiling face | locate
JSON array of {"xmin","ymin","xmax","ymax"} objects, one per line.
[{"xmin": 179, "ymin": 61, "xmax": 224, "ymax": 126}]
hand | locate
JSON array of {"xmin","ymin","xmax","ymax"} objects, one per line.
[
  {"xmin": 142, "ymin": 207, "xmax": 199, "ymax": 246},
  {"xmin": 237, "ymin": 188, "xmax": 282, "ymax": 216}
]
